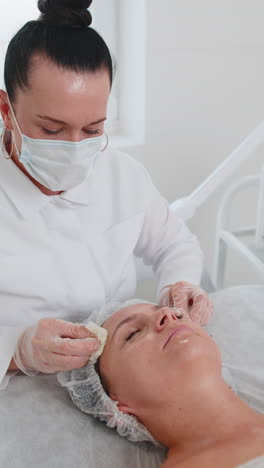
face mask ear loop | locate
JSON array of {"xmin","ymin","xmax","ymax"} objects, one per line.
[
  {"xmin": 6, "ymin": 95, "xmax": 22, "ymax": 160},
  {"xmin": 1, "ymin": 126, "xmax": 14, "ymax": 160},
  {"xmin": 101, "ymin": 132, "xmax": 109, "ymax": 152}
]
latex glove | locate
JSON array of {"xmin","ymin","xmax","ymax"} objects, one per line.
[
  {"xmin": 159, "ymin": 281, "xmax": 214, "ymax": 326},
  {"xmin": 13, "ymin": 318, "xmax": 101, "ymax": 375}
]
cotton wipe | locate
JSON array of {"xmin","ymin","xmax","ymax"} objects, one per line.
[{"xmin": 85, "ymin": 321, "xmax": 108, "ymax": 363}]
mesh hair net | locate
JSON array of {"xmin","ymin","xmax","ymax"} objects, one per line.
[{"xmin": 57, "ymin": 298, "xmax": 160, "ymax": 446}]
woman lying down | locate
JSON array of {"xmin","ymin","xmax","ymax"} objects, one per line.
[{"xmin": 58, "ymin": 299, "xmax": 264, "ymax": 468}]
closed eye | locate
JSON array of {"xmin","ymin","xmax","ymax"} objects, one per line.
[
  {"xmin": 126, "ymin": 330, "xmax": 140, "ymax": 341},
  {"xmin": 84, "ymin": 129, "xmax": 102, "ymax": 135},
  {"xmin": 42, "ymin": 128, "xmax": 102, "ymax": 136},
  {"xmin": 42, "ymin": 128, "xmax": 61, "ymax": 135}
]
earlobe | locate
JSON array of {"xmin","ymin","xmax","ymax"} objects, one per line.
[
  {"xmin": 110, "ymin": 391, "xmax": 138, "ymax": 418},
  {"xmin": 117, "ymin": 403, "xmax": 136, "ymax": 417}
]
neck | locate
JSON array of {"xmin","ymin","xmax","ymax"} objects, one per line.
[{"xmin": 144, "ymin": 378, "xmax": 263, "ymax": 462}]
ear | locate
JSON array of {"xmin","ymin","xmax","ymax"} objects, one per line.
[
  {"xmin": 117, "ymin": 402, "xmax": 137, "ymax": 417},
  {"xmin": 110, "ymin": 391, "xmax": 138, "ymax": 417},
  {"xmin": 0, "ymin": 90, "xmax": 13, "ymax": 130}
]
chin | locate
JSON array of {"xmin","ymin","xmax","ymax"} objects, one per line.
[{"xmin": 169, "ymin": 333, "xmax": 219, "ymax": 367}]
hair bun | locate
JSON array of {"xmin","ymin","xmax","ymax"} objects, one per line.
[{"xmin": 38, "ymin": 0, "xmax": 93, "ymax": 28}]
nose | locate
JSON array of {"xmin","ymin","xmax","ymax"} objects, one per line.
[
  {"xmin": 68, "ymin": 132, "xmax": 84, "ymax": 143},
  {"xmin": 155, "ymin": 307, "xmax": 180, "ymax": 332}
]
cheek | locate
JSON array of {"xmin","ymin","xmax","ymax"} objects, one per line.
[
  {"xmin": 10, "ymin": 123, "xmax": 23, "ymax": 151},
  {"xmin": 12, "ymin": 109, "xmax": 35, "ymax": 139},
  {"xmin": 169, "ymin": 336, "xmax": 222, "ymax": 379},
  {"xmin": 108, "ymin": 349, "xmax": 166, "ymax": 406}
]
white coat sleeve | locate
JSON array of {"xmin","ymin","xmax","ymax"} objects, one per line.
[
  {"xmin": 0, "ymin": 326, "xmax": 25, "ymax": 391},
  {"xmin": 133, "ymin": 169, "xmax": 204, "ymax": 302}
]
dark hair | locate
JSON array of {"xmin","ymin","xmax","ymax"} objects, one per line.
[{"xmin": 4, "ymin": 0, "xmax": 113, "ymax": 103}]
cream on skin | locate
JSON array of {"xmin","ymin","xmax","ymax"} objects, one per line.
[
  {"xmin": 99, "ymin": 304, "xmax": 264, "ymax": 468},
  {"xmin": 0, "ymin": 55, "xmax": 111, "ymax": 196}
]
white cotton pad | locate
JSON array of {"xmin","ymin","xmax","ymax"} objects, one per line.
[{"xmin": 85, "ymin": 321, "xmax": 108, "ymax": 364}]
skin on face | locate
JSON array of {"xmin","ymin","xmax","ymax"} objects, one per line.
[
  {"xmin": 0, "ymin": 55, "xmax": 111, "ymax": 195},
  {"xmin": 99, "ymin": 304, "xmax": 222, "ymax": 422}
]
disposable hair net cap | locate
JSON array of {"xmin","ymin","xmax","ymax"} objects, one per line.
[{"xmin": 57, "ymin": 298, "xmax": 160, "ymax": 446}]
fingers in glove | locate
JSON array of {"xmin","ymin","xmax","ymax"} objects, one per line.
[
  {"xmin": 39, "ymin": 318, "xmax": 98, "ymax": 340},
  {"xmin": 39, "ymin": 354, "xmax": 91, "ymax": 373},
  {"xmin": 190, "ymin": 296, "xmax": 214, "ymax": 325},
  {"xmin": 47, "ymin": 335, "xmax": 100, "ymax": 356},
  {"xmin": 170, "ymin": 288, "xmax": 191, "ymax": 312}
]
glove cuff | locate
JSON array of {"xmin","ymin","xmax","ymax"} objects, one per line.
[{"xmin": 13, "ymin": 328, "xmax": 39, "ymax": 377}]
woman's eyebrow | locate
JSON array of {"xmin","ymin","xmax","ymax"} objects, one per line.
[
  {"xmin": 111, "ymin": 314, "xmax": 138, "ymax": 342},
  {"xmin": 36, "ymin": 115, "xmax": 107, "ymax": 126}
]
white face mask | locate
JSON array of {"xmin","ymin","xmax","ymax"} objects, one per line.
[{"xmin": 7, "ymin": 97, "xmax": 108, "ymax": 191}]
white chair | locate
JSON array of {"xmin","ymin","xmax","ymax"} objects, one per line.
[{"xmin": 213, "ymin": 165, "xmax": 264, "ymax": 290}]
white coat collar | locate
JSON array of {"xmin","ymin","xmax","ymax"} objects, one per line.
[
  {"xmin": 0, "ymin": 137, "xmax": 93, "ymax": 219},
  {"xmin": 59, "ymin": 172, "xmax": 97, "ymax": 207}
]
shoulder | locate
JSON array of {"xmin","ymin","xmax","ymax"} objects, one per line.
[
  {"xmin": 98, "ymin": 147, "xmax": 150, "ymax": 180},
  {"xmin": 91, "ymin": 146, "xmax": 160, "ymax": 223},
  {"xmin": 95, "ymin": 147, "xmax": 153, "ymax": 206}
]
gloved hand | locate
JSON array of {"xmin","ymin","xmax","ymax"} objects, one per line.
[
  {"xmin": 13, "ymin": 318, "xmax": 101, "ymax": 375},
  {"xmin": 159, "ymin": 280, "xmax": 214, "ymax": 326}
]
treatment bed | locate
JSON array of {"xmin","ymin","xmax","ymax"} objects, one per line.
[{"xmin": 0, "ymin": 285, "xmax": 264, "ymax": 467}]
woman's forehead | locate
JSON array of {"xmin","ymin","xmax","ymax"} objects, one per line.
[{"xmin": 15, "ymin": 56, "xmax": 110, "ymax": 110}]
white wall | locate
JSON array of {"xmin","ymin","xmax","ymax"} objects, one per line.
[
  {"xmin": 0, "ymin": 0, "xmax": 39, "ymax": 85},
  {"xmin": 124, "ymin": 0, "xmax": 264, "ymax": 293}
]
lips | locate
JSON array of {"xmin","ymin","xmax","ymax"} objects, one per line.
[{"xmin": 163, "ymin": 326, "xmax": 193, "ymax": 349}]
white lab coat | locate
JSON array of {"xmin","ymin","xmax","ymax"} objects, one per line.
[{"xmin": 0, "ymin": 136, "xmax": 203, "ymax": 389}]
